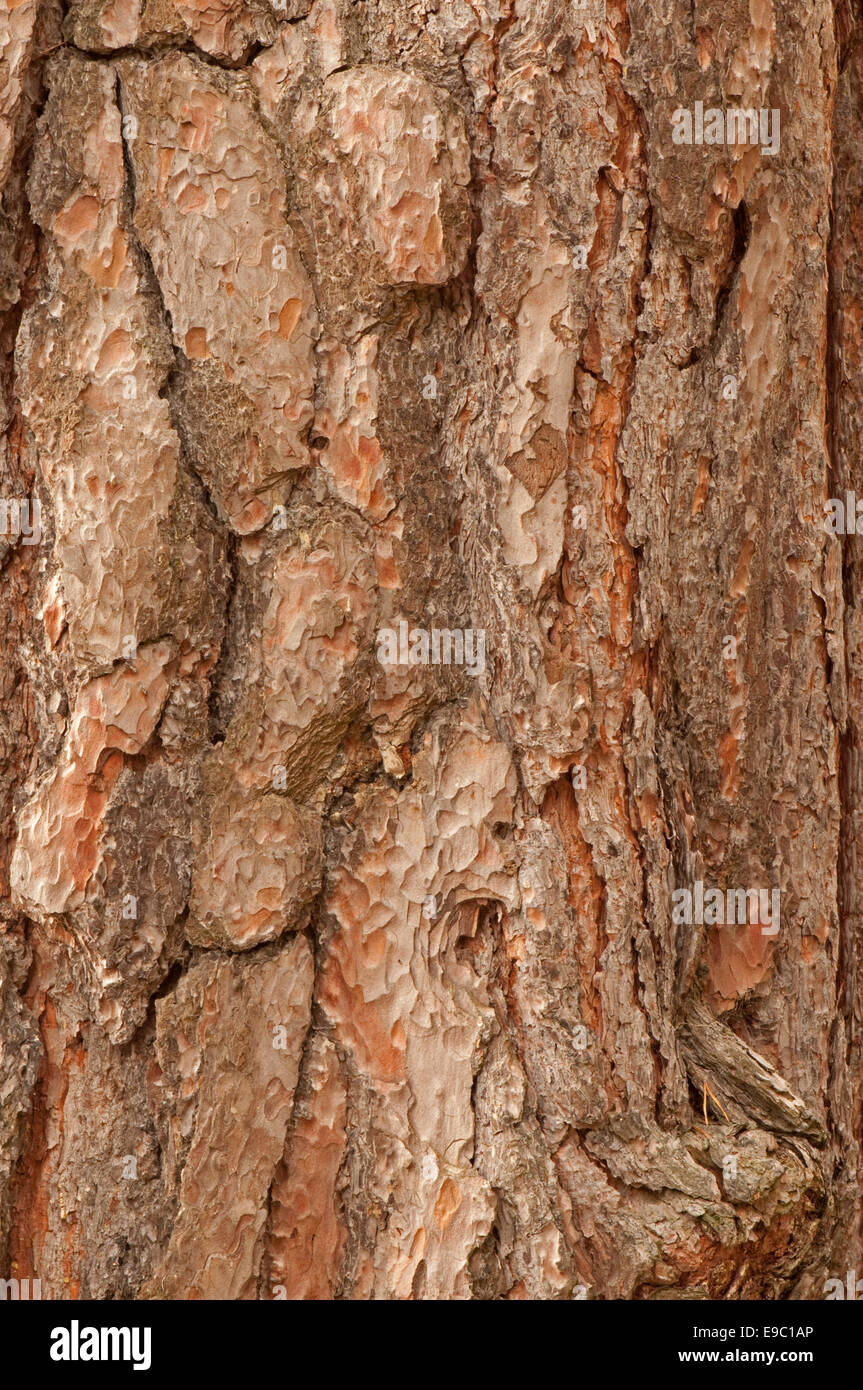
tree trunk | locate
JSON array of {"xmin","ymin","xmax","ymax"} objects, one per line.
[{"xmin": 0, "ymin": 0, "xmax": 861, "ymax": 1301}]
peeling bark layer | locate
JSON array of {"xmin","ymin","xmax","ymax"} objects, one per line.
[{"xmin": 0, "ymin": 0, "xmax": 861, "ymax": 1301}]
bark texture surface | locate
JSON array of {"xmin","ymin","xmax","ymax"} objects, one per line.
[{"xmin": 0, "ymin": 0, "xmax": 861, "ymax": 1301}]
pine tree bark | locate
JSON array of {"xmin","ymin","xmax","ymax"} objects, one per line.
[{"xmin": 0, "ymin": 0, "xmax": 861, "ymax": 1301}]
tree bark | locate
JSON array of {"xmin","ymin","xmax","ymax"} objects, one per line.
[{"xmin": 0, "ymin": 0, "xmax": 861, "ymax": 1301}]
